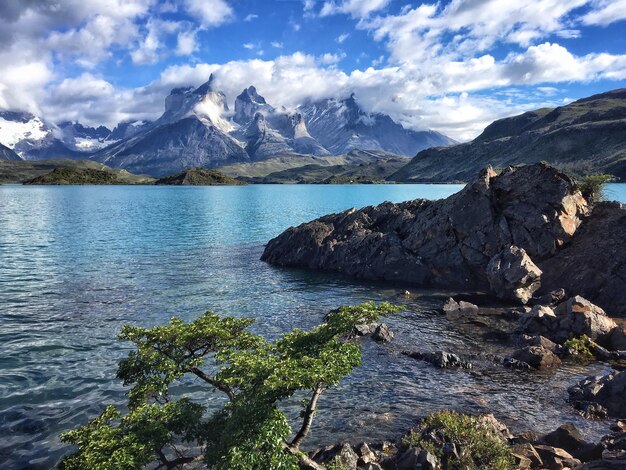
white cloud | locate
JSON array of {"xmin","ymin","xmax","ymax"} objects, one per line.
[
  {"xmin": 244, "ymin": 13, "xmax": 258, "ymax": 22},
  {"xmin": 271, "ymin": 41, "xmax": 284, "ymax": 49},
  {"xmin": 336, "ymin": 33, "xmax": 350, "ymax": 43},
  {"xmin": 320, "ymin": 0, "xmax": 391, "ymax": 18},
  {"xmin": 176, "ymin": 29, "xmax": 198, "ymax": 56},
  {"xmin": 582, "ymin": 0, "xmax": 626, "ymax": 26},
  {"xmin": 243, "ymin": 43, "xmax": 255, "ymax": 50},
  {"xmin": 319, "ymin": 52, "xmax": 346, "ymax": 64},
  {"xmin": 183, "ymin": 0, "xmax": 233, "ymax": 28}
]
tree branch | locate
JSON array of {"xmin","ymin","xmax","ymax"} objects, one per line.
[
  {"xmin": 282, "ymin": 442, "xmax": 325, "ymax": 470},
  {"xmin": 189, "ymin": 366, "xmax": 235, "ymax": 400},
  {"xmin": 290, "ymin": 384, "xmax": 324, "ymax": 450}
]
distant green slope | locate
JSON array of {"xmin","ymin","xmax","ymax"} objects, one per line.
[
  {"xmin": 243, "ymin": 157, "xmax": 407, "ymax": 184},
  {"xmin": 1, "ymin": 159, "xmax": 153, "ymax": 184},
  {"xmin": 154, "ymin": 168, "xmax": 246, "ymax": 186},
  {"xmin": 392, "ymin": 88, "xmax": 626, "ymax": 183},
  {"xmin": 217, "ymin": 150, "xmax": 407, "ymax": 178}
]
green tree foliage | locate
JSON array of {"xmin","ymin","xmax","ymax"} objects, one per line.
[
  {"xmin": 60, "ymin": 302, "xmax": 401, "ymax": 470},
  {"xmin": 577, "ymin": 174, "xmax": 614, "ymax": 202}
]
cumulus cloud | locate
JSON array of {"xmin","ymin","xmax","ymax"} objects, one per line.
[
  {"xmin": 1, "ymin": 0, "xmax": 626, "ymax": 143},
  {"xmin": 183, "ymin": 0, "xmax": 233, "ymax": 28},
  {"xmin": 320, "ymin": 0, "xmax": 391, "ymax": 18}
]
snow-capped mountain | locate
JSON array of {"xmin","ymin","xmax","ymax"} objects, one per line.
[
  {"xmin": 0, "ymin": 142, "xmax": 21, "ymax": 160},
  {"xmin": 91, "ymin": 76, "xmax": 250, "ymax": 176},
  {"xmin": 1, "ymin": 75, "xmax": 454, "ymax": 175},
  {"xmin": 58, "ymin": 121, "xmax": 112, "ymax": 152},
  {"xmin": 298, "ymin": 94, "xmax": 456, "ymax": 155},
  {"xmin": 0, "ymin": 111, "xmax": 88, "ymax": 160}
]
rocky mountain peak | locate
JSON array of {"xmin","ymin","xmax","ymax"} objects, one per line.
[
  {"xmin": 234, "ymin": 85, "xmax": 274, "ymax": 125},
  {"xmin": 193, "ymin": 74, "xmax": 216, "ymax": 95}
]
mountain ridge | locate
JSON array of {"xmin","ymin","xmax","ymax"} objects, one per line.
[{"xmin": 391, "ymin": 88, "xmax": 626, "ymax": 183}]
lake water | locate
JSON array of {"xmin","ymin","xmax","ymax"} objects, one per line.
[{"xmin": 1, "ymin": 183, "xmax": 624, "ymax": 469}]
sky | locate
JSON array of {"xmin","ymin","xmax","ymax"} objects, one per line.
[{"xmin": 0, "ymin": 0, "xmax": 625, "ymax": 141}]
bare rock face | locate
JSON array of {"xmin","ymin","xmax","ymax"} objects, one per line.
[
  {"xmin": 539, "ymin": 202, "xmax": 626, "ymax": 314},
  {"xmin": 487, "ymin": 246, "xmax": 542, "ymax": 304},
  {"xmin": 508, "ymin": 345, "xmax": 562, "ymax": 370},
  {"xmin": 569, "ymin": 370, "xmax": 626, "ymax": 419},
  {"xmin": 262, "ymin": 163, "xmax": 589, "ymax": 301},
  {"xmin": 518, "ymin": 296, "xmax": 618, "ymax": 345}
]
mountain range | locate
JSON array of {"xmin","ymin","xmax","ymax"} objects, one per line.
[
  {"xmin": 392, "ymin": 88, "xmax": 626, "ymax": 182},
  {"xmin": 0, "ymin": 75, "xmax": 455, "ymax": 175}
]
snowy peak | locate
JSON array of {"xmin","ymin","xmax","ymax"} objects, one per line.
[{"xmin": 234, "ymin": 86, "xmax": 274, "ymax": 124}]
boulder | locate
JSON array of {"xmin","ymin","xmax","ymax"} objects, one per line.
[
  {"xmin": 354, "ymin": 442, "xmax": 377, "ymax": 465},
  {"xmin": 518, "ymin": 296, "xmax": 618, "ymax": 345},
  {"xmin": 403, "ymin": 350, "xmax": 472, "ymax": 369},
  {"xmin": 520, "ymin": 335, "xmax": 563, "ymax": 354},
  {"xmin": 510, "ymin": 443, "xmax": 543, "ymax": 469},
  {"xmin": 533, "ymin": 444, "xmax": 581, "ymax": 469},
  {"xmin": 569, "ymin": 370, "xmax": 626, "ymax": 418},
  {"xmin": 486, "ymin": 246, "xmax": 542, "ymax": 304},
  {"xmin": 507, "ymin": 345, "xmax": 561, "ymax": 370},
  {"xmin": 262, "ymin": 164, "xmax": 589, "ymax": 302},
  {"xmin": 372, "ymin": 323, "xmax": 394, "ymax": 343},
  {"xmin": 538, "ymin": 424, "xmax": 602, "ymax": 461},
  {"xmin": 310, "ymin": 443, "xmax": 359, "ymax": 469},
  {"xmin": 609, "ymin": 327, "xmax": 626, "ymax": 351},
  {"xmin": 395, "ymin": 448, "xmax": 437, "ymax": 470},
  {"xmin": 530, "ymin": 288, "xmax": 567, "ymax": 307},
  {"xmin": 443, "ymin": 298, "xmax": 479, "ymax": 320}
]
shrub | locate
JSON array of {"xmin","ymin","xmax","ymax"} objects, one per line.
[
  {"xmin": 402, "ymin": 410, "xmax": 515, "ymax": 470},
  {"xmin": 577, "ymin": 174, "xmax": 614, "ymax": 202},
  {"xmin": 59, "ymin": 302, "xmax": 401, "ymax": 470},
  {"xmin": 563, "ymin": 335, "xmax": 594, "ymax": 359}
]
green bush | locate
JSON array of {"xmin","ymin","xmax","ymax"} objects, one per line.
[
  {"xmin": 563, "ymin": 335, "xmax": 594, "ymax": 359},
  {"xmin": 59, "ymin": 302, "xmax": 401, "ymax": 470},
  {"xmin": 403, "ymin": 410, "xmax": 515, "ymax": 470},
  {"xmin": 577, "ymin": 174, "xmax": 614, "ymax": 202}
]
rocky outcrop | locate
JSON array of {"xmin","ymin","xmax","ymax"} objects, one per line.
[
  {"xmin": 263, "ymin": 163, "xmax": 590, "ymax": 304},
  {"xmin": 569, "ymin": 370, "xmax": 626, "ymax": 418},
  {"xmin": 518, "ymin": 296, "xmax": 620, "ymax": 346},
  {"xmin": 538, "ymin": 201, "xmax": 626, "ymax": 314}
]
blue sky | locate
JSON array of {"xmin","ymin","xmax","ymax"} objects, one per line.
[{"xmin": 0, "ymin": 0, "xmax": 625, "ymax": 140}]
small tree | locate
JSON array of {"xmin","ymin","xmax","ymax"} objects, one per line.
[
  {"xmin": 577, "ymin": 174, "xmax": 615, "ymax": 202},
  {"xmin": 59, "ymin": 302, "xmax": 401, "ymax": 470}
]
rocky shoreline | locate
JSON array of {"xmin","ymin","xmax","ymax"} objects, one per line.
[
  {"xmin": 263, "ymin": 163, "xmax": 626, "ymax": 469},
  {"xmin": 262, "ymin": 163, "xmax": 626, "ymax": 314}
]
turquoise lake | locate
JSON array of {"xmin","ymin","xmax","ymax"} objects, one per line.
[{"xmin": 1, "ymin": 183, "xmax": 624, "ymax": 468}]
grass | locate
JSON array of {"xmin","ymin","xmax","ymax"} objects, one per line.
[{"xmin": 402, "ymin": 410, "xmax": 515, "ymax": 470}]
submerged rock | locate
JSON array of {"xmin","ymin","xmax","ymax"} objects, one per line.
[
  {"xmin": 262, "ymin": 164, "xmax": 590, "ymax": 303},
  {"xmin": 403, "ymin": 350, "xmax": 472, "ymax": 369},
  {"xmin": 442, "ymin": 298, "xmax": 479, "ymax": 320},
  {"xmin": 372, "ymin": 323, "xmax": 394, "ymax": 343}
]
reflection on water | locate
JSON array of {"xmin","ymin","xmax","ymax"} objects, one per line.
[{"xmin": 1, "ymin": 183, "xmax": 623, "ymax": 469}]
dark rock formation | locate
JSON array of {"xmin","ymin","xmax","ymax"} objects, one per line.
[
  {"xmin": 538, "ymin": 201, "xmax": 626, "ymax": 314},
  {"xmin": 506, "ymin": 345, "xmax": 562, "ymax": 370},
  {"xmin": 263, "ymin": 163, "xmax": 590, "ymax": 304},
  {"xmin": 442, "ymin": 298, "xmax": 479, "ymax": 320},
  {"xmin": 372, "ymin": 323, "xmax": 394, "ymax": 342},
  {"xmin": 518, "ymin": 296, "xmax": 620, "ymax": 346},
  {"xmin": 403, "ymin": 350, "xmax": 472, "ymax": 369},
  {"xmin": 569, "ymin": 369, "xmax": 626, "ymax": 418}
]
